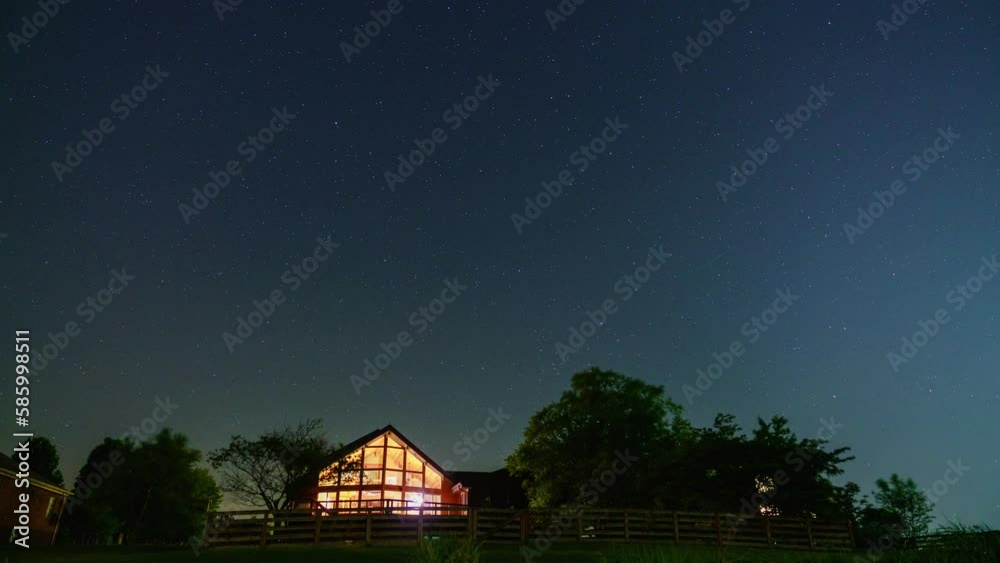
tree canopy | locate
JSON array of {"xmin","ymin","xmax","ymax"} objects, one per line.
[
  {"xmin": 61, "ymin": 430, "xmax": 220, "ymax": 545},
  {"xmin": 507, "ymin": 367, "xmax": 856, "ymax": 519}
]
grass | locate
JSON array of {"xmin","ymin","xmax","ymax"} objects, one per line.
[{"xmin": 3, "ymin": 528, "xmax": 998, "ymax": 563}]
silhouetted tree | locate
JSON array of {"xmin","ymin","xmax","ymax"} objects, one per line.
[
  {"xmin": 208, "ymin": 419, "xmax": 348, "ymax": 511},
  {"xmin": 506, "ymin": 367, "xmax": 691, "ymax": 508}
]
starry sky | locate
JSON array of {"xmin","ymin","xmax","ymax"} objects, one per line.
[{"xmin": 2, "ymin": 0, "xmax": 997, "ymax": 525}]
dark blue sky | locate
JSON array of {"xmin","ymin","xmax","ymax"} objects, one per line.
[{"xmin": 2, "ymin": 0, "xmax": 997, "ymax": 525}]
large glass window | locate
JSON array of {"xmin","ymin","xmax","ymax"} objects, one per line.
[
  {"xmin": 384, "ymin": 470, "xmax": 403, "ymax": 486},
  {"xmin": 386, "ymin": 448, "xmax": 404, "ymax": 469},
  {"xmin": 387, "ymin": 435, "xmax": 404, "ymax": 448},
  {"xmin": 405, "ymin": 471, "xmax": 423, "ymax": 488},
  {"xmin": 363, "ymin": 469, "xmax": 382, "ymax": 485},
  {"xmin": 425, "ymin": 467, "xmax": 442, "ymax": 489},
  {"xmin": 406, "ymin": 451, "xmax": 423, "ymax": 471},
  {"xmin": 361, "ymin": 489, "xmax": 381, "ymax": 508},
  {"xmin": 338, "ymin": 490, "xmax": 358, "ymax": 510},
  {"xmin": 364, "ymin": 447, "xmax": 384, "ymax": 468}
]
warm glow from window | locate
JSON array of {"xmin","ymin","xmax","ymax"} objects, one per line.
[
  {"xmin": 386, "ymin": 448, "xmax": 404, "ymax": 469},
  {"xmin": 406, "ymin": 471, "xmax": 423, "ymax": 487},
  {"xmin": 364, "ymin": 447, "xmax": 384, "ymax": 468},
  {"xmin": 385, "ymin": 470, "xmax": 403, "ymax": 486},
  {"xmin": 425, "ymin": 467, "xmax": 442, "ymax": 489}
]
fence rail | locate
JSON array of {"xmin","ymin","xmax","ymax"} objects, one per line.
[{"xmin": 200, "ymin": 506, "xmax": 855, "ymax": 552}]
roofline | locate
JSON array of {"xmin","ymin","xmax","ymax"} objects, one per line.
[
  {"xmin": 0, "ymin": 467, "xmax": 72, "ymax": 496},
  {"xmin": 331, "ymin": 424, "xmax": 451, "ymax": 477}
]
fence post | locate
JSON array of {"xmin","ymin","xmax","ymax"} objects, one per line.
[
  {"xmin": 468, "ymin": 507, "xmax": 477, "ymax": 541},
  {"xmin": 715, "ymin": 513, "xmax": 722, "ymax": 545},
  {"xmin": 520, "ymin": 510, "xmax": 528, "ymax": 544},
  {"xmin": 847, "ymin": 519, "xmax": 856, "ymax": 548},
  {"xmin": 365, "ymin": 509, "xmax": 373, "ymax": 546},
  {"xmin": 576, "ymin": 512, "xmax": 583, "ymax": 542},
  {"xmin": 672, "ymin": 511, "xmax": 680, "ymax": 543},
  {"xmin": 805, "ymin": 517, "xmax": 814, "ymax": 551},
  {"xmin": 418, "ymin": 506, "xmax": 424, "ymax": 543},
  {"xmin": 765, "ymin": 517, "xmax": 773, "ymax": 546},
  {"xmin": 624, "ymin": 511, "xmax": 630, "ymax": 542},
  {"xmin": 259, "ymin": 512, "xmax": 269, "ymax": 548},
  {"xmin": 314, "ymin": 509, "xmax": 322, "ymax": 544}
]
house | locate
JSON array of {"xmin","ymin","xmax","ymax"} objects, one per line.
[
  {"xmin": 450, "ymin": 468, "xmax": 528, "ymax": 509},
  {"xmin": 307, "ymin": 425, "xmax": 468, "ymax": 514},
  {"xmin": 0, "ymin": 452, "xmax": 72, "ymax": 546}
]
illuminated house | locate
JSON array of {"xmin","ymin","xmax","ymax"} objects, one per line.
[{"xmin": 312, "ymin": 425, "xmax": 468, "ymax": 513}]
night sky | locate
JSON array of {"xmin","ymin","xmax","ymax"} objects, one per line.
[{"xmin": 2, "ymin": 0, "xmax": 997, "ymax": 526}]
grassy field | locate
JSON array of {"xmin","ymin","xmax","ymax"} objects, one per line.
[{"xmin": 1, "ymin": 541, "xmax": 996, "ymax": 562}]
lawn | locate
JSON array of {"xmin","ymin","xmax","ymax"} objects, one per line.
[
  {"xmin": 2, "ymin": 541, "xmax": 995, "ymax": 562},
  {"xmin": 0, "ymin": 543, "xmax": 864, "ymax": 563}
]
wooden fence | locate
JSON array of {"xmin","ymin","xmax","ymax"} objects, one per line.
[{"xmin": 200, "ymin": 506, "xmax": 855, "ymax": 552}]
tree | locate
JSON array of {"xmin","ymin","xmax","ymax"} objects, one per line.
[
  {"xmin": 208, "ymin": 419, "xmax": 348, "ymax": 511},
  {"xmin": 18, "ymin": 436, "xmax": 64, "ymax": 486},
  {"xmin": 871, "ymin": 474, "xmax": 933, "ymax": 542},
  {"xmin": 656, "ymin": 414, "xmax": 854, "ymax": 517},
  {"xmin": 61, "ymin": 437, "xmax": 134, "ymax": 545},
  {"xmin": 60, "ymin": 431, "xmax": 221, "ymax": 545},
  {"xmin": 126, "ymin": 430, "xmax": 222, "ymax": 543},
  {"xmin": 506, "ymin": 367, "xmax": 691, "ymax": 508}
]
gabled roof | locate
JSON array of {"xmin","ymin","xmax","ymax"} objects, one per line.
[
  {"xmin": 0, "ymin": 452, "xmax": 72, "ymax": 496},
  {"xmin": 330, "ymin": 424, "xmax": 450, "ymax": 477}
]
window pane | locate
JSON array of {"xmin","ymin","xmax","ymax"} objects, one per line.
[
  {"xmin": 363, "ymin": 469, "xmax": 382, "ymax": 485},
  {"xmin": 425, "ymin": 467, "xmax": 442, "ymax": 489},
  {"xmin": 384, "ymin": 490, "xmax": 402, "ymax": 500},
  {"xmin": 386, "ymin": 448, "xmax": 404, "ymax": 469},
  {"xmin": 385, "ymin": 470, "xmax": 403, "ymax": 486},
  {"xmin": 364, "ymin": 447, "xmax": 384, "ymax": 468},
  {"xmin": 367, "ymin": 435, "xmax": 385, "ymax": 447},
  {"xmin": 387, "ymin": 435, "xmax": 404, "ymax": 449},
  {"xmin": 406, "ymin": 471, "xmax": 423, "ymax": 488},
  {"xmin": 341, "ymin": 471, "xmax": 360, "ymax": 485},
  {"xmin": 406, "ymin": 452, "xmax": 423, "ymax": 471}
]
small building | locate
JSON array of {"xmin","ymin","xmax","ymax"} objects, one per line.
[
  {"xmin": 309, "ymin": 425, "xmax": 468, "ymax": 514},
  {"xmin": 0, "ymin": 452, "xmax": 72, "ymax": 546}
]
